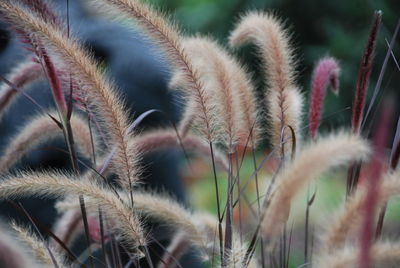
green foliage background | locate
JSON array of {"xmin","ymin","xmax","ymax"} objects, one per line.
[{"xmin": 154, "ymin": 0, "xmax": 399, "ymax": 134}]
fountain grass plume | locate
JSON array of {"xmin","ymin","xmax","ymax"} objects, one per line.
[
  {"xmin": 0, "ymin": 111, "xmax": 99, "ymax": 173},
  {"xmin": 0, "ymin": 171, "xmax": 146, "ymax": 250},
  {"xmin": 262, "ymin": 132, "xmax": 370, "ymax": 240},
  {"xmin": 230, "ymin": 12, "xmax": 303, "ymax": 156},
  {"xmin": 308, "ymin": 57, "xmax": 340, "ymax": 139}
]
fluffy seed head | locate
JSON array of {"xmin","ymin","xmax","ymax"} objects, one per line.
[
  {"xmin": 262, "ymin": 132, "xmax": 370, "ymax": 240},
  {"xmin": 11, "ymin": 222, "xmax": 67, "ymax": 268},
  {"xmin": 181, "ymin": 36, "xmax": 260, "ymax": 149},
  {"xmin": 230, "ymin": 12, "xmax": 302, "ymax": 156},
  {"xmin": 0, "ymin": 171, "xmax": 146, "ymax": 249},
  {"xmin": 0, "ymin": 111, "xmax": 98, "ymax": 173},
  {"xmin": 309, "ymin": 57, "xmax": 340, "ymax": 138}
]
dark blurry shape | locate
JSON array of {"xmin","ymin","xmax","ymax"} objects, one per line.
[{"xmin": 0, "ymin": 26, "xmax": 10, "ymax": 52}]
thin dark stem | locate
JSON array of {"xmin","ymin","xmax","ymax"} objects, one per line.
[
  {"xmin": 64, "ymin": 120, "xmax": 79, "ymax": 172},
  {"xmin": 286, "ymin": 223, "xmax": 294, "ymax": 268},
  {"xmin": 114, "ymin": 236, "xmax": 123, "ymax": 268},
  {"xmin": 304, "ymin": 186, "xmax": 316, "ymax": 263},
  {"xmin": 283, "ymin": 225, "xmax": 287, "ymax": 268},
  {"xmin": 18, "ymin": 202, "xmax": 60, "ymax": 268},
  {"xmin": 139, "ymin": 245, "xmax": 154, "ymax": 268},
  {"xmin": 7, "ymin": 200, "xmax": 85, "ymax": 267},
  {"xmin": 222, "ymin": 152, "xmax": 234, "ymax": 267},
  {"xmin": 98, "ymin": 207, "xmax": 108, "ymax": 268},
  {"xmin": 209, "ymin": 142, "xmax": 224, "ymax": 263},
  {"xmin": 109, "ymin": 229, "xmax": 117, "ymax": 268},
  {"xmin": 304, "ymin": 187, "xmax": 310, "ymax": 263},
  {"xmin": 63, "ymin": 109, "xmax": 96, "ymax": 268},
  {"xmin": 251, "ymin": 146, "xmax": 265, "ymax": 268},
  {"xmin": 375, "ymin": 203, "xmax": 387, "ymax": 239},
  {"xmin": 172, "ymin": 122, "xmax": 195, "ymax": 176},
  {"xmin": 79, "ymin": 195, "xmax": 95, "ymax": 268},
  {"xmin": 235, "ymin": 150, "xmax": 243, "ymax": 245},
  {"xmin": 87, "ymin": 114, "xmax": 97, "ymax": 166}
]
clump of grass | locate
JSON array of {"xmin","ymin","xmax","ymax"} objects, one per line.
[{"xmin": 0, "ymin": 0, "xmax": 398, "ymax": 268}]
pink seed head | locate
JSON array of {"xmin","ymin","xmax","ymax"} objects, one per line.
[{"xmin": 308, "ymin": 57, "xmax": 340, "ymax": 139}]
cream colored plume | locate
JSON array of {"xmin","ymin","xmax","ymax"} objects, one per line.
[
  {"xmin": 230, "ymin": 12, "xmax": 303, "ymax": 157},
  {"xmin": 176, "ymin": 37, "xmax": 259, "ymax": 150},
  {"xmin": 0, "ymin": 171, "xmax": 145, "ymax": 249},
  {"xmin": 11, "ymin": 222, "xmax": 67, "ymax": 268},
  {"xmin": 0, "ymin": 222, "xmax": 39, "ymax": 268},
  {"xmin": 261, "ymin": 133, "xmax": 370, "ymax": 240},
  {"xmin": 55, "ymin": 190, "xmax": 243, "ymax": 261},
  {"xmin": 0, "ymin": 111, "xmax": 99, "ymax": 173},
  {"xmin": 57, "ymin": 191, "xmax": 219, "ymax": 257}
]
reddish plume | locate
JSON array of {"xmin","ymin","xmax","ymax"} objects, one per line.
[
  {"xmin": 41, "ymin": 50, "xmax": 68, "ymax": 116},
  {"xmin": 308, "ymin": 57, "xmax": 340, "ymax": 138},
  {"xmin": 358, "ymin": 100, "xmax": 393, "ymax": 268},
  {"xmin": 351, "ymin": 11, "xmax": 382, "ymax": 133}
]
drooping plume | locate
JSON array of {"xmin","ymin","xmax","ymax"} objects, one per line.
[
  {"xmin": 230, "ymin": 12, "xmax": 303, "ymax": 157},
  {"xmin": 261, "ymin": 133, "xmax": 370, "ymax": 240},
  {"xmin": 308, "ymin": 57, "xmax": 340, "ymax": 138},
  {"xmin": 0, "ymin": 171, "xmax": 145, "ymax": 249},
  {"xmin": 56, "ymin": 191, "xmax": 222, "ymax": 258},
  {"xmin": 0, "ymin": 112, "xmax": 99, "ymax": 173},
  {"xmin": 176, "ymin": 36, "xmax": 260, "ymax": 150},
  {"xmin": 0, "ymin": 223, "xmax": 37, "ymax": 268},
  {"xmin": 11, "ymin": 222, "xmax": 67, "ymax": 268}
]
